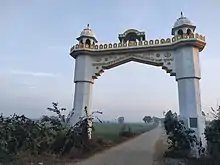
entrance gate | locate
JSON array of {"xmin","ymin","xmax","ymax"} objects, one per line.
[{"xmin": 69, "ymin": 13, "xmax": 206, "ymax": 144}]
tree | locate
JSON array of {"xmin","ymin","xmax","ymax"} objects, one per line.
[
  {"xmin": 143, "ymin": 116, "xmax": 152, "ymax": 123},
  {"xmin": 210, "ymin": 106, "xmax": 220, "ymax": 119},
  {"xmin": 118, "ymin": 117, "xmax": 124, "ymax": 124}
]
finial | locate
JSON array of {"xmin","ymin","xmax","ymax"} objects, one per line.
[
  {"xmin": 181, "ymin": 12, "xmax": 183, "ymax": 17},
  {"xmin": 87, "ymin": 24, "xmax": 90, "ymax": 28}
]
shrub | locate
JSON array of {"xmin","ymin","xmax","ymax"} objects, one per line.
[
  {"xmin": 0, "ymin": 102, "xmax": 102, "ymax": 164},
  {"xmin": 205, "ymin": 119, "xmax": 220, "ymax": 162},
  {"xmin": 163, "ymin": 110, "xmax": 198, "ymax": 158}
]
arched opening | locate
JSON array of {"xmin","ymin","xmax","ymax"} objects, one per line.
[
  {"xmin": 187, "ymin": 29, "xmax": 192, "ymax": 35},
  {"xmin": 126, "ymin": 33, "xmax": 139, "ymax": 42},
  {"xmin": 85, "ymin": 39, "xmax": 91, "ymax": 46},
  {"xmin": 80, "ymin": 40, "xmax": 83, "ymax": 44},
  {"xmin": 92, "ymin": 62, "xmax": 177, "ymax": 122},
  {"xmin": 177, "ymin": 29, "xmax": 183, "ymax": 36}
]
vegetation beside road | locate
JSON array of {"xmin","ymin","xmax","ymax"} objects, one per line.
[
  {"xmin": 0, "ymin": 102, "xmax": 158, "ymax": 165},
  {"xmin": 161, "ymin": 109, "xmax": 220, "ymax": 165}
]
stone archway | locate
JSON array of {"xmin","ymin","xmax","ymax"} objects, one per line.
[{"xmin": 69, "ymin": 14, "xmax": 206, "ymax": 145}]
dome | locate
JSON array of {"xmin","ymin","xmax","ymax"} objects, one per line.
[
  {"xmin": 173, "ymin": 13, "xmax": 194, "ymax": 28},
  {"xmin": 80, "ymin": 24, "xmax": 96, "ymax": 38}
]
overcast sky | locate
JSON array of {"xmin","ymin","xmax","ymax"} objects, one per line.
[{"xmin": 0, "ymin": 0, "xmax": 219, "ymax": 122}]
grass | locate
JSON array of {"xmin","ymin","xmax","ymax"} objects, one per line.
[{"xmin": 93, "ymin": 122, "xmax": 157, "ymax": 142}]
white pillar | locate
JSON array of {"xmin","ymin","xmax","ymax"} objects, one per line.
[
  {"xmin": 175, "ymin": 46, "xmax": 206, "ymax": 146},
  {"xmin": 69, "ymin": 55, "xmax": 94, "ymax": 126}
]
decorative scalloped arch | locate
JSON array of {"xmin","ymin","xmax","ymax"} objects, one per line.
[
  {"xmin": 160, "ymin": 39, "xmax": 165, "ymax": 44},
  {"xmin": 166, "ymin": 38, "xmax": 171, "ymax": 43},
  {"xmin": 138, "ymin": 41, "xmax": 143, "ymax": 46},
  {"xmin": 189, "ymin": 33, "xmax": 194, "ymax": 38},
  {"xmin": 123, "ymin": 43, "xmax": 127, "ymax": 47}
]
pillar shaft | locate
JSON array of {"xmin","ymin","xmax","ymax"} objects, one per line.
[
  {"xmin": 175, "ymin": 46, "xmax": 206, "ymax": 145},
  {"xmin": 68, "ymin": 81, "xmax": 93, "ymax": 125},
  {"xmin": 177, "ymin": 78, "xmax": 203, "ymax": 133},
  {"xmin": 69, "ymin": 55, "xmax": 94, "ymax": 126}
]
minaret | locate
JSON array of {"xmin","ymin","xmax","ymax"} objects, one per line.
[
  {"xmin": 69, "ymin": 25, "xmax": 97, "ymax": 126},
  {"xmin": 172, "ymin": 13, "xmax": 206, "ymax": 149}
]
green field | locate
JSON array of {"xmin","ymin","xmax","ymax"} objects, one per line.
[{"xmin": 93, "ymin": 122, "xmax": 157, "ymax": 142}]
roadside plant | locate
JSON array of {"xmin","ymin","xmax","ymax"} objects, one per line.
[
  {"xmin": 164, "ymin": 110, "xmax": 198, "ymax": 158},
  {"xmin": 0, "ymin": 102, "xmax": 102, "ymax": 164}
]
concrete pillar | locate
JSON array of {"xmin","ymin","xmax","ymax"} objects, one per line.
[
  {"xmin": 175, "ymin": 46, "xmax": 206, "ymax": 146},
  {"xmin": 68, "ymin": 55, "xmax": 94, "ymax": 126}
]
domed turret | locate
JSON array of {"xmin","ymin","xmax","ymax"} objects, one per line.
[
  {"xmin": 171, "ymin": 12, "xmax": 196, "ymax": 36},
  {"xmin": 76, "ymin": 24, "xmax": 98, "ymax": 46}
]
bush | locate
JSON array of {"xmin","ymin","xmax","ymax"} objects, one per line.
[
  {"xmin": 0, "ymin": 102, "xmax": 101, "ymax": 164},
  {"xmin": 205, "ymin": 119, "xmax": 220, "ymax": 162},
  {"xmin": 162, "ymin": 109, "xmax": 220, "ymax": 164},
  {"xmin": 163, "ymin": 110, "xmax": 198, "ymax": 158}
]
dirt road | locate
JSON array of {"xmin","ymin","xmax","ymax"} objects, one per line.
[{"xmin": 73, "ymin": 127, "xmax": 163, "ymax": 165}]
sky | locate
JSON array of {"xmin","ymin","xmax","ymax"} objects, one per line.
[{"xmin": 0, "ymin": 0, "xmax": 220, "ymax": 122}]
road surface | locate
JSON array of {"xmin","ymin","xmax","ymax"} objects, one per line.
[{"xmin": 73, "ymin": 127, "xmax": 163, "ymax": 165}]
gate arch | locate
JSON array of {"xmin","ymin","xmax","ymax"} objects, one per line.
[{"xmin": 69, "ymin": 13, "xmax": 206, "ymax": 145}]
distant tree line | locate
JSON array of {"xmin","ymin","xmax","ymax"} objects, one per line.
[{"xmin": 143, "ymin": 116, "xmax": 161, "ymax": 124}]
